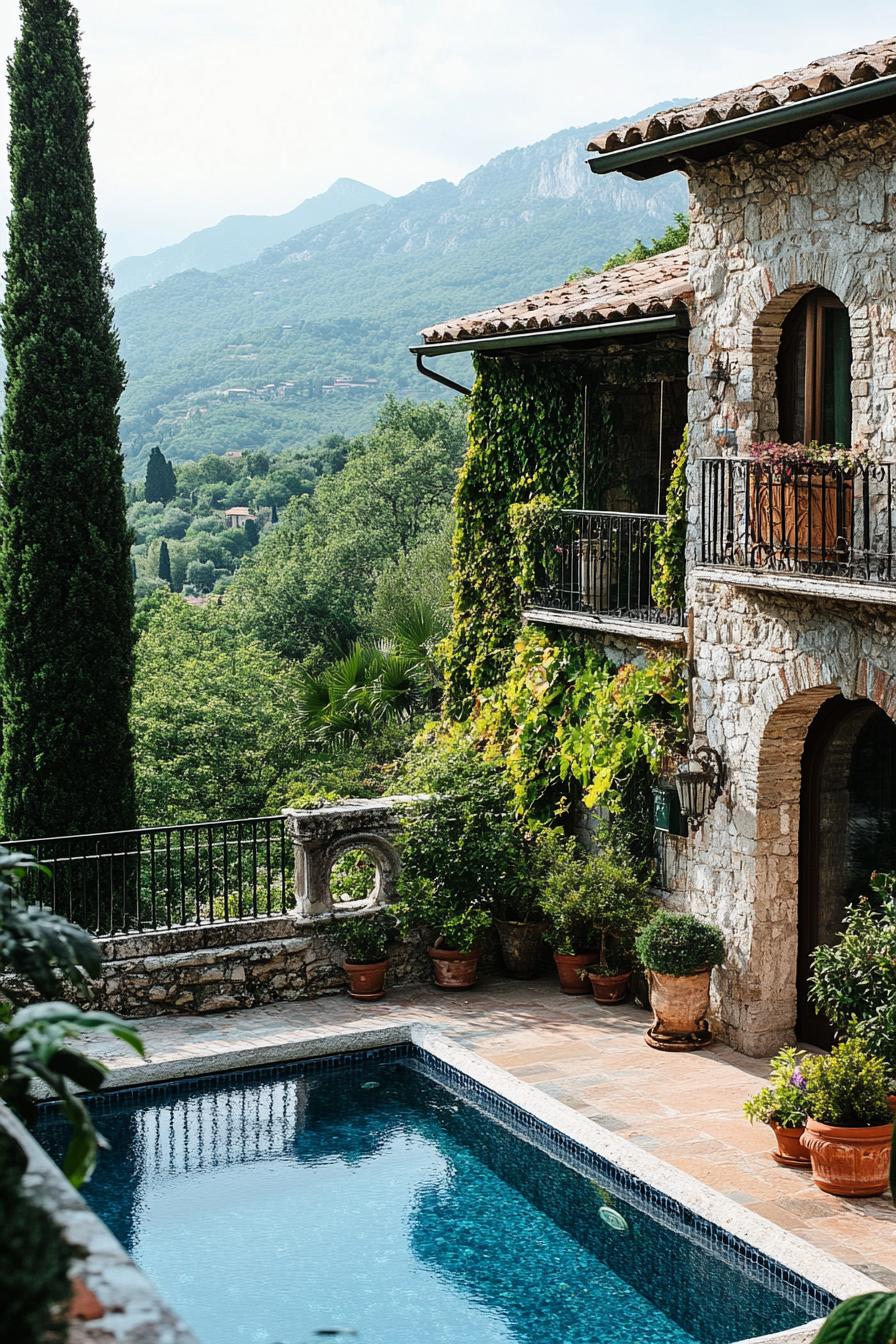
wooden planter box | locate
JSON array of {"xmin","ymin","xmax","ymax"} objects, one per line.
[{"xmin": 750, "ymin": 472, "xmax": 853, "ymax": 568}]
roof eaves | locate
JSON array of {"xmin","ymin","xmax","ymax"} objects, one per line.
[
  {"xmin": 410, "ymin": 311, "xmax": 690, "ymax": 358},
  {"xmin": 588, "ymin": 71, "xmax": 896, "ymax": 179}
]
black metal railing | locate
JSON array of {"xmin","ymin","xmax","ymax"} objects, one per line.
[
  {"xmin": 700, "ymin": 459, "xmax": 896, "ymax": 582},
  {"xmin": 533, "ymin": 509, "xmax": 682, "ymax": 625},
  {"xmin": 6, "ymin": 816, "xmax": 291, "ymax": 937}
]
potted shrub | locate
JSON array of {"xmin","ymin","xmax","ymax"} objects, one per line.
[
  {"xmin": 743, "ymin": 1046, "xmax": 810, "ymax": 1167},
  {"xmin": 539, "ymin": 828, "xmax": 598, "ymax": 993},
  {"xmin": 800, "ymin": 1038, "xmax": 894, "ymax": 1197},
  {"xmin": 395, "ymin": 745, "xmax": 524, "ymax": 989},
  {"xmin": 394, "ymin": 878, "xmax": 491, "ymax": 988},
  {"xmin": 635, "ymin": 910, "xmax": 726, "ymax": 1050},
  {"xmin": 493, "ymin": 879, "xmax": 548, "ymax": 980},
  {"xmin": 334, "ymin": 912, "xmax": 396, "ymax": 1001},
  {"xmin": 808, "ymin": 872, "xmax": 896, "ymax": 1093},
  {"xmin": 579, "ymin": 848, "xmax": 655, "ymax": 1004}
]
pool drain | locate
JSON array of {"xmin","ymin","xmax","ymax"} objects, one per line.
[{"xmin": 598, "ymin": 1206, "xmax": 629, "ymax": 1232}]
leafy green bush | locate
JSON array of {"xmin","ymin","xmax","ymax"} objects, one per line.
[
  {"xmin": 809, "ymin": 873, "xmax": 896, "ymax": 1077},
  {"xmin": 0, "ymin": 1129, "xmax": 72, "ymax": 1344},
  {"xmin": 0, "ymin": 848, "xmax": 144, "ymax": 1186},
  {"xmin": 801, "ymin": 1038, "xmax": 892, "ymax": 1128},
  {"xmin": 474, "ymin": 626, "xmax": 687, "ymax": 820},
  {"xmin": 635, "ymin": 911, "xmax": 725, "ymax": 977},
  {"xmin": 394, "ymin": 741, "xmax": 531, "ymax": 949},
  {"xmin": 651, "ymin": 426, "xmax": 688, "ymax": 611},
  {"xmin": 743, "ymin": 1047, "xmax": 809, "ymax": 1128},
  {"xmin": 538, "ymin": 829, "xmax": 655, "ymax": 964},
  {"xmin": 813, "ymin": 1291, "xmax": 896, "ymax": 1343},
  {"xmin": 334, "ymin": 912, "xmax": 397, "ymax": 964}
]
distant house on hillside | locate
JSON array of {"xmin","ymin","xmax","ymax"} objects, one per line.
[{"xmin": 224, "ymin": 507, "xmax": 257, "ymax": 529}]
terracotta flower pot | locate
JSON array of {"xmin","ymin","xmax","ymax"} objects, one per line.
[
  {"xmin": 645, "ymin": 967, "xmax": 713, "ymax": 1050},
  {"xmin": 553, "ymin": 951, "xmax": 597, "ymax": 995},
  {"xmin": 769, "ymin": 1121, "xmax": 810, "ymax": 1168},
  {"xmin": 801, "ymin": 1117, "xmax": 893, "ymax": 1197},
  {"xmin": 344, "ymin": 959, "xmax": 388, "ymax": 1001},
  {"xmin": 495, "ymin": 919, "xmax": 547, "ymax": 979},
  {"xmin": 427, "ymin": 944, "xmax": 481, "ymax": 990},
  {"xmin": 587, "ymin": 969, "xmax": 632, "ymax": 1004}
]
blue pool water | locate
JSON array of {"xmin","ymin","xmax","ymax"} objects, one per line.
[{"xmin": 37, "ymin": 1048, "xmax": 822, "ymax": 1344}]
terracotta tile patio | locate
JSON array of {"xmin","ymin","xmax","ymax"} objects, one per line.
[{"xmin": 84, "ymin": 976, "xmax": 896, "ymax": 1288}]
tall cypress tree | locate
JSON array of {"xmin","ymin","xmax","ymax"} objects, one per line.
[
  {"xmin": 144, "ymin": 444, "xmax": 175, "ymax": 504},
  {"xmin": 0, "ymin": 0, "xmax": 135, "ymax": 838},
  {"xmin": 157, "ymin": 540, "xmax": 171, "ymax": 585}
]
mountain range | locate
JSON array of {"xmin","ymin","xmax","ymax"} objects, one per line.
[
  {"xmin": 114, "ymin": 105, "xmax": 690, "ymax": 477},
  {"xmin": 112, "ymin": 178, "xmax": 390, "ymax": 296}
]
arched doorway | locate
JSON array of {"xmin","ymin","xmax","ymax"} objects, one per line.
[{"xmin": 797, "ymin": 695, "xmax": 896, "ymax": 1045}]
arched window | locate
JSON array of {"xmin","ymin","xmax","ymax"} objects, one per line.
[{"xmin": 777, "ymin": 289, "xmax": 852, "ymax": 444}]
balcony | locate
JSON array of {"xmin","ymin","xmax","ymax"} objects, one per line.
[
  {"xmin": 525, "ymin": 508, "xmax": 685, "ymax": 641},
  {"xmin": 698, "ymin": 459, "xmax": 896, "ymax": 605}
]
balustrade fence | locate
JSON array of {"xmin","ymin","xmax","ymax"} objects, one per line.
[
  {"xmin": 700, "ymin": 459, "xmax": 896, "ymax": 582},
  {"xmin": 533, "ymin": 508, "xmax": 682, "ymax": 625},
  {"xmin": 8, "ymin": 816, "xmax": 291, "ymax": 938}
]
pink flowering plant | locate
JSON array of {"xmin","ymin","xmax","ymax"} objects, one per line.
[{"xmin": 749, "ymin": 441, "xmax": 878, "ymax": 478}]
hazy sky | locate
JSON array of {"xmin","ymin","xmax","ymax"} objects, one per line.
[{"xmin": 0, "ymin": 1, "xmax": 893, "ymax": 262}]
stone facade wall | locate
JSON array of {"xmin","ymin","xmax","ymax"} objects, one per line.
[
  {"xmin": 686, "ymin": 114, "xmax": 896, "ymax": 466},
  {"xmin": 675, "ymin": 114, "xmax": 896, "ymax": 1054},
  {"xmin": 94, "ymin": 915, "xmax": 430, "ymax": 1018}
]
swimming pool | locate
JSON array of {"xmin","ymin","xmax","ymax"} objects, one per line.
[{"xmin": 37, "ymin": 1043, "xmax": 829, "ymax": 1344}]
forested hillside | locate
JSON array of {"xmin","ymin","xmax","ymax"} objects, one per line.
[
  {"xmin": 115, "ymin": 109, "xmax": 688, "ymax": 477},
  {"xmin": 133, "ymin": 398, "xmax": 466, "ymax": 822}
]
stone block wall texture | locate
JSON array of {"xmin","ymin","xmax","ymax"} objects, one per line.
[
  {"xmin": 675, "ymin": 114, "xmax": 896, "ymax": 1054},
  {"xmin": 94, "ymin": 916, "xmax": 431, "ymax": 1018}
]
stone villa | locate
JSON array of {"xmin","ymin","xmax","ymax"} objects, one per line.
[{"xmin": 414, "ymin": 38, "xmax": 896, "ymax": 1057}]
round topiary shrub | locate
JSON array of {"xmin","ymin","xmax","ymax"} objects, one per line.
[{"xmin": 635, "ymin": 911, "xmax": 725, "ymax": 977}]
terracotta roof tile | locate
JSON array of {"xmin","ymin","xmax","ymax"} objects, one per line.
[
  {"xmin": 420, "ymin": 246, "xmax": 691, "ymax": 345},
  {"xmin": 588, "ymin": 36, "xmax": 896, "ymax": 157}
]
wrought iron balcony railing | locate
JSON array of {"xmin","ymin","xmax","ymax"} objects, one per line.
[
  {"xmin": 700, "ymin": 459, "xmax": 896, "ymax": 583},
  {"xmin": 532, "ymin": 508, "xmax": 682, "ymax": 626}
]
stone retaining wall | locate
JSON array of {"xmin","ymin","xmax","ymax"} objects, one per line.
[{"xmin": 94, "ymin": 915, "xmax": 430, "ymax": 1018}]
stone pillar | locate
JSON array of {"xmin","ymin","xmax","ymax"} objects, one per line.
[{"xmin": 282, "ymin": 796, "xmax": 424, "ymax": 919}]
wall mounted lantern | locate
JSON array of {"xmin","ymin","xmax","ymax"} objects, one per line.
[{"xmin": 674, "ymin": 745, "xmax": 725, "ymax": 832}]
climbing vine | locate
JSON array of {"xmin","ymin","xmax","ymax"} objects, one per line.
[
  {"xmin": 651, "ymin": 425, "xmax": 689, "ymax": 611},
  {"xmin": 443, "ymin": 357, "xmax": 581, "ymax": 716},
  {"xmin": 470, "ymin": 626, "xmax": 687, "ymax": 821}
]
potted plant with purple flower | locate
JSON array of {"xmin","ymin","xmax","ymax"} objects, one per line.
[{"xmin": 743, "ymin": 1046, "xmax": 810, "ymax": 1167}]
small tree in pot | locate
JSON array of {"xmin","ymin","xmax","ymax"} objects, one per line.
[
  {"xmin": 537, "ymin": 828, "xmax": 655, "ymax": 998},
  {"xmin": 334, "ymin": 912, "xmax": 397, "ymax": 1001},
  {"xmin": 743, "ymin": 1046, "xmax": 810, "ymax": 1167},
  {"xmin": 538, "ymin": 828, "xmax": 597, "ymax": 994},
  {"xmin": 800, "ymin": 1038, "xmax": 893, "ymax": 1197},
  {"xmin": 635, "ymin": 911, "xmax": 725, "ymax": 1050},
  {"xmin": 808, "ymin": 873, "xmax": 896, "ymax": 1086},
  {"xmin": 395, "ymin": 743, "xmax": 527, "ymax": 988}
]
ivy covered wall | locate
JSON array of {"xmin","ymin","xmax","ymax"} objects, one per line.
[
  {"xmin": 443, "ymin": 342, "xmax": 687, "ymax": 716},
  {"xmin": 443, "ymin": 355, "xmax": 582, "ymax": 715}
]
